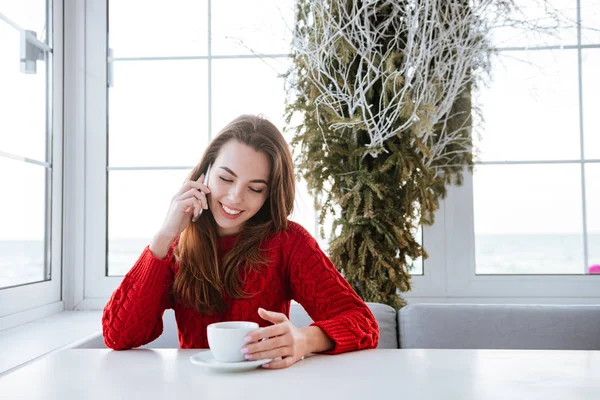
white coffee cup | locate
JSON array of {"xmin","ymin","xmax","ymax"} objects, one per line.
[{"xmin": 207, "ymin": 321, "xmax": 259, "ymax": 363}]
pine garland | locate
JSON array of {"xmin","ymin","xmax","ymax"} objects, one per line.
[{"xmin": 285, "ymin": 0, "xmax": 562, "ymax": 308}]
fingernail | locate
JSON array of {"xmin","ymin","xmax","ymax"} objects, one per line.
[
  {"xmin": 240, "ymin": 347, "xmax": 248, "ymax": 354},
  {"xmin": 262, "ymin": 364, "xmax": 270, "ymax": 368},
  {"xmin": 245, "ymin": 354, "xmax": 252, "ymax": 360},
  {"xmin": 244, "ymin": 336, "xmax": 252, "ymax": 343}
]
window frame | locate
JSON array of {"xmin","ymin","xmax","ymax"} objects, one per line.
[
  {"xmin": 406, "ymin": 171, "xmax": 600, "ymax": 303},
  {"xmin": 79, "ymin": 0, "xmax": 600, "ymax": 308},
  {"xmin": 80, "ymin": 0, "xmax": 301, "ymax": 306},
  {"xmin": 407, "ymin": 3, "xmax": 600, "ymax": 303},
  {"xmin": 0, "ymin": 0, "xmax": 64, "ymax": 326},
  {"xmin": 82, "ymin": 0, "xmax": 113, "ymax": 303}
]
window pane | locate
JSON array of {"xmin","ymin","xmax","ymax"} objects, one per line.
[
  {"xmin": 108, "ymin": 60, "xmax": 209, "ymax": 167},
  {"xmin": 581, "ymin": 0, "xmax": 600, "ymax": 45},
  {"xmin": 211, "ymin": 0, "xmax": 294, "ymax": 55},
  {"xmin": 290, "ymin": 175, "xmax": 316, "ymax": 235},
  {"xmin": 0, "ymin": 0, "xmax": 47, "ymax": 33},
  {"xmin": 489, "ymin": 0, "xmax": 577, "ymax": 48},
  {"xmin": 211, "ymin": 57, "xmax": 289, "ymax": 136},
  {"xmin": 474, "ymin": 50, "xmax": 580, "ymax": 161},
  {"xmin": 586, "ymin": 164, "xmax": 600, "ymax": 271},
  {"xmin": 474, "ymin": 164, "xmax": 584, "ymax": 274},
  {"xmin": 582, "ymin": 50, "xmax": 600, "ymax": 160},
  {"xmin": 108, "ymin": 0, "xmax": 208, "ymax": 58},
  {"xmin": 108, "ymin": 169, "xmax": 189, "ymax": 276},
  {"xmin": 0, "ymin": 158, "xmax": 46, "ymax": 288},
  {"xmin": 0, "ymin": 21, "xmax": 47, "ymax": 161}
]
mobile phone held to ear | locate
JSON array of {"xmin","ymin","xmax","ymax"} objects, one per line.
[
  {"xmin": 203, "ymin": 163, "xmax": 211, "ymax": 187},
  {"xmin": 193, "ymin": 163, "xmax": 211, "ymax": 222}
]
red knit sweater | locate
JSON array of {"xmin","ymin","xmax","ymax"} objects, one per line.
[{"xmin": 102, "ymin": 221, "xmax": 379, "ymax": 354}]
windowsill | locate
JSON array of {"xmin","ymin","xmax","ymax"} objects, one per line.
[{"xmin": 0, "ymin": 311, "xmax": 102, "ymax": 376}]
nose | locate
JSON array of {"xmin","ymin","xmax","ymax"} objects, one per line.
[{"xmin": 227, "ymin": 184, "xmax": 244, "ymax": 203}]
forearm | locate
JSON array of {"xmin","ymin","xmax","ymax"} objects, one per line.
[
  {"xmin": 103, "ymin": 247, "xmax": 174, "ymax": 349},
  {"xmin": 300, "ymin": 326, "xmax": 335, "ymax": 354}
]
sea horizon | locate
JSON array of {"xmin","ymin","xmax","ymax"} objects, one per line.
[{"xmin": 1, "ymin": 233, "xmax": 599, "ymax": 287}]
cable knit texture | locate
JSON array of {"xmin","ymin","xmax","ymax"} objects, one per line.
[{"xmin": 102, "ymin": 221, "xmax": 379, "ymax": 354}]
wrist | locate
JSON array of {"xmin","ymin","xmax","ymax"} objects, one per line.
[
  {"xmin": 149, "ymin": 232, "xmax": 176, "ymax": 259},
  {"xmin": 299, "ymin": 326, "xmax": 334, "ymax": 355}
]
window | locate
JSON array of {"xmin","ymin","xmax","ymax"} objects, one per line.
[
  {"xmin": 83, "ymin": 0, "xmax": 600, "ymax": 305},
  {"xmin": 472, "ymin": 1, "xmax": 599, "ymax": 276},
  {"xmin": 84, "ymin": 0, "xmax": 311, "ymax": 300},
  {"xmin": 0, "ymin": 1, "xmax": 62, "ymax": 319},
  {"xmin": 407, "ymin": 0, "xmax": 600, "ymax": 301}
]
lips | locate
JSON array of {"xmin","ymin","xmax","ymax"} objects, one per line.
[{"xmin": 218, "ymin": 202, "xmax": 244, "ymax": 220}]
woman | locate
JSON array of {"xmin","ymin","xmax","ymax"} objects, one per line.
[{"xmin": 102, "ymin": 115, "xmax": 379, "ymax": 369}]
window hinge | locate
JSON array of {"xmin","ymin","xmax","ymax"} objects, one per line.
[{"xmin": 20, "ymin": 30, "xmax": 45, "ymax": 74}]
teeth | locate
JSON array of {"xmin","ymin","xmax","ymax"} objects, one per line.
[{"xmin": 222, "ymin": 204, "xmax": 241, "ymax": 215}]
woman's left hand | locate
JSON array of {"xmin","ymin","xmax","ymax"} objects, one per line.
[{"xmin": 241, "ymin": 308, "xmax": 308, "ymax": 369}]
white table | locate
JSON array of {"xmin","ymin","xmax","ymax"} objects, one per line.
[{"xmin": 1, "ymin": 349, "xmax": 599, "ymax": 399}]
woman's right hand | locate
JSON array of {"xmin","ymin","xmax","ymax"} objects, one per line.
[{"xmin": 150, "ymin": 175, "xmax": 210, "ymax": 258}]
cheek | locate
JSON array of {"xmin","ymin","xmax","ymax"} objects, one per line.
[
  {"xmin": 251, "ymin": 194, "xmax": 268, "ymax": 211},
  {"xmin": 208, "ymin": 193, "xmax": 222, "ymax": 210},
  {"xmin": 208, "ymin": 185, "xmax": 226, "ymax": 200}
]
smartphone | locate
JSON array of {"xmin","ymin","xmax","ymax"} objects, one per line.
[
  {"xmin": 193, "ymin": 163, "xmax": 211, "ymax": 222},
  {"xmin": 203, "ymin": 163, "xmax": 211, "ymax": 187}
]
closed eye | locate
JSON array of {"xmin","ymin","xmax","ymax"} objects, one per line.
[{"xmin": 221, "ymin": 176, "xmax": 263, "ymax": 193}]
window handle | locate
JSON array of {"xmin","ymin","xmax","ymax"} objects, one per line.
[{"xmin": 107, "ymin": 48, "xmax": 114, "ymax": 88}]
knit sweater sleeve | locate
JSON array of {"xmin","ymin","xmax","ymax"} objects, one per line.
[
  {"xmin": 285, "ymin": 223, "xmax": 379, "ymax": 354},
  {"xmin": 102, "ymin": 242, "xmax": 176, "ymax": 350}
]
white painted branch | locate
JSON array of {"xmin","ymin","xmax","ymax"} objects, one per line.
[{"xmin": 290, "ymin": 0, "xmax": 565, "ymax": 163}]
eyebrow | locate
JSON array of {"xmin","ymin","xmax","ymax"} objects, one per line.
[{"xmin": 219, "ymin": 166, "xmax": 268, "ymax": 185}]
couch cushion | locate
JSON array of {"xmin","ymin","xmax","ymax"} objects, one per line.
[
  {"xmin": 291, "ymin": 302, "xmax": 398, "ymax": 349},
  {"xmin": 79, "ymin": 303, "xmax": 398, "ymax": 349},
  {"xmin": 399, "ymin": 303, "xmax": 600, "ymax": 350}
]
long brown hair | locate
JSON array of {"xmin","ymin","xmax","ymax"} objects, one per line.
[{"xmin": 173, "ymin": 115, "xmax": 295, "ymax": 314}]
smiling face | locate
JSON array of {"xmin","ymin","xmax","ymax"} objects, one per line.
[{"xmin": 207, "ymin": 140, "xmax": 271, "ymax": 236}]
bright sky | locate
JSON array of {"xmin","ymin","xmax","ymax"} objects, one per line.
[{"xmin": 1, "ymin": 0, "xmax": 599, "ymax": 243}]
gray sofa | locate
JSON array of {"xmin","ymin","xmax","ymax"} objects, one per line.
[
  {"xmin": 399, "ymin": 303, "xmax": 600, "ymax": 350},
  {"xmin": 75, "ymin": 303, "xmax": 600, "ymax": 350}
]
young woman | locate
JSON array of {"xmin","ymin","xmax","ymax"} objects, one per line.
[{"xmin": 102, "ymin": 115, "xmax": 379, "ymax": 369}]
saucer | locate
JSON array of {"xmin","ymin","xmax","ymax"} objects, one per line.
[{"xmin": 189, "ymin": 351, "xmax": 272, "ymax": 372}]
